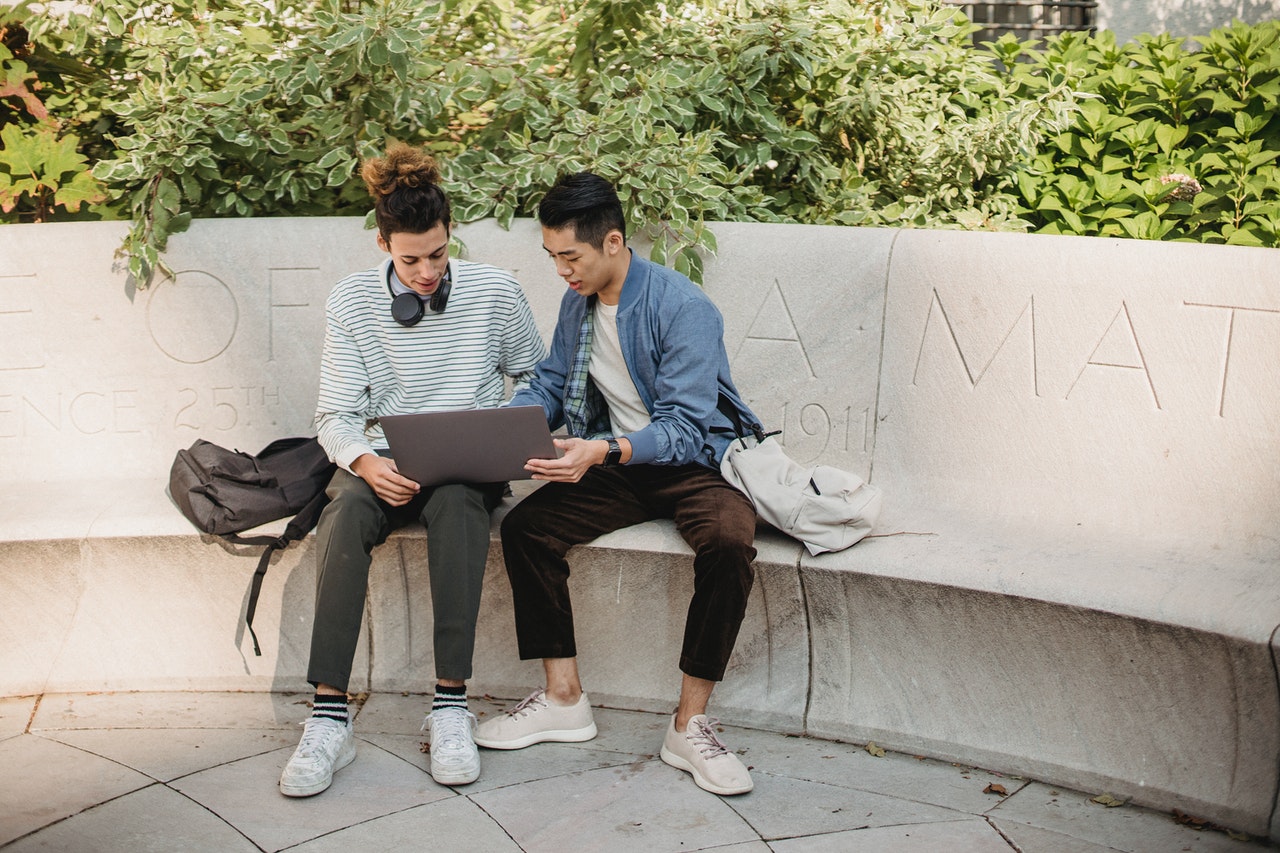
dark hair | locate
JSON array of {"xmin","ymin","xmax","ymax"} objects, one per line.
[
  {"xmin": 361, "ymin": 144, "xmax": 451, "ymax": 240},
  {"xmin": 538, "ymin": 171, "xmax": 626, "ymax": 249}
]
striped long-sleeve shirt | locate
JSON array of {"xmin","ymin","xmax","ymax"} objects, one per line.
[{"xmin": 315, "ymin": 258, "xmax": 547, "ymax": 471}]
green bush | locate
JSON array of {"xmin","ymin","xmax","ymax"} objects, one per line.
[
  {"xmin": 6, "ymin": 1, "xmax": 1277, "ymax": 287},
  {"xmin": 12, "ymin": 0, "xmax": 1076, "ymax": 285},
  {"xmin": 995, "ymin": 22, "xmax": 1280, "ymax": 246},
  {"xmin": 20, "ymin": 0, "xmax": 499, "ymax": 280},
  {"xmin": 0, "ymin": 9, "xmax": 108, "ymax": 221},
  {"xmin": 445, "ymin": 0, "xmax": 1076, "ymax": 278}
]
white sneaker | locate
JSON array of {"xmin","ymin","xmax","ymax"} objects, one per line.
[
  {"xmin": 474, "ymin": 687, "xmax": 597, "ymax": 750},
  {"xmin": 279, "ymin": 716, "xmax": 356, "ymax": 797},
  {"xmin": 423, "ymin": 706, "xmax": 480, "ymax": 785},
  {"xmin": 660, "ymin": 714, "xmax": 753, "ymax": 795}
]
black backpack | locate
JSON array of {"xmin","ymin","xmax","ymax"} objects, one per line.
[{"xmin": 168, "ymin": 436, "xmax": 337, "ymax": 656}]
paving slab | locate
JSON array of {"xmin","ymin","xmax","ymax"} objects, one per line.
[
  {"xmin": 0, "ymin": 697, "xmax": 34, "ymax": 741},
  {"xmin": 989, "ymin": 821, "xmax": 1133, "ymax": 853},
  {"xmin": 725, "ymin": 724, "xmax": 1020, "ymax": 816},
  {"xmin": 2, "ymin": 784, "xmax": 260, "ymax": 853},
  {"xmin": 44, "ymin": 727, "xmax": 299, "ymax": 782},
  {"xmin": 288, "ymin": 796, "xmax": 522, "ymax": 852},
  {"xmin": 989, "ymin": 781, "xmax": 1264, "ymax": 852},
  {"xmin": 470, "ymin": 760, "xmax": 760, "ymax": 852},
  {"xmin": 726, "ymin": 771, "xmax": 969, "ymax": 840},
  {"xmin": 170, "ymin": 740, "xmax": 452, "ymax": 852},
  {"xmin": 29, "ymin": 690, "xmax": 305, "ymax": 730},
  {"xmin": 769, "ymin": 817, "xmax": 1011, "ymax": 852},
  {"xmin": 0, "ymin": 735, "xmax": 151, "ymax": 846},
  {"xmin": 363, "ymin": 730, "xmax": 641, "ymax": 795},
  {"xmin": 563, "ymin": 704, "xmax": 673, "ymax": 758}
]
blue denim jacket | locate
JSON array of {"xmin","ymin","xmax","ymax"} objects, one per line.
[{"xmin": 511, "ymin": 251, "xmax": 759, "ymax": 468}]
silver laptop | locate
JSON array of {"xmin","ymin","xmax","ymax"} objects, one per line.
[{"xmin": 378, "ymin": 405, "xmax": 558, "ymax": 487}]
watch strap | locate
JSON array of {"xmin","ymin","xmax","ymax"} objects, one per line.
[{"xmin": 604, "ymin": 438, "xmax": 622, "ymax": 467}]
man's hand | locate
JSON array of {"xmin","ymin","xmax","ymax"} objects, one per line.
[
  {"xmin": 351, "ymin": 453, "xmax": 420, "ymax": 505},
  {"xmin": 525, "ymin": 437, "xmax": 608, "ymax": 483}
]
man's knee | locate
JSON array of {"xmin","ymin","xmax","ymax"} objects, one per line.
[
  {"xmin": 500, "ymin": 495, "xmax": 578, "ymax": 570},
  {"xmin": 320, "ymin": 482, "xmax": 377, "ymax": 526},
  {"xmin": 423, "ymin": 482, "xmax": 497, "ymax": 528},
  {"xmin": 704, "ymin": 536, "xmax": 756, "ymax": 591},
  {"xmin": 689, "ymin": 515, "xmax": 757, "ymax": 598},
  {"xmin": 316, "ymin": 474, "xmax": 385, "ymax": 553},
  {"xmin": 323, "ymin": 469, "xmax": 377, "ymax": 511},
  {"xmin": 719, "ymin": 536, "xmax": 757, "ymax": 571},
  {"xmin": 692, "ymin": 505, "xmax": 757, "ymax": 562},
  {"xmin": 431, "ymin": 482, "xmax": 473, "ymax": 504},
  {"xmin": 426, "ymin": 482, "xmax": 474, "ymax": 513}
]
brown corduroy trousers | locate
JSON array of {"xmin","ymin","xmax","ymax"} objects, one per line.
[{"xmin": 500, "ymin": 463, "xmax": 757, "ymax": 682}]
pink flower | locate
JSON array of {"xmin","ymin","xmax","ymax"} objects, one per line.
[{"xmin": 1160, "ymin": 173, "xmax": 1202, "ymax": 202}]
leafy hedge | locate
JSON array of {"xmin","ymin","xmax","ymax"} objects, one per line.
[
  {"xmin": 994, "ymin": 24, "xmax": 1280, "ymax": 247},
  {"xmin": 2, "ymin": 0, "xmax": 1277, "ymax": 287}
]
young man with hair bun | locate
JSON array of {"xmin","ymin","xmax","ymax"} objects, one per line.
[{"xmin": 278, "ymin": 144, "xmax": 546, "ymax": 796}]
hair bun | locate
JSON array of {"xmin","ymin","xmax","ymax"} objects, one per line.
[{"xmin": 361, "ymin": 143, "xmax": 441, "ymax": 201}]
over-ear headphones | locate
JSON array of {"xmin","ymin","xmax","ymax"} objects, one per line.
[{"xmin": 387, "ymin": 265, "xmax": 451, "ymax": 326}]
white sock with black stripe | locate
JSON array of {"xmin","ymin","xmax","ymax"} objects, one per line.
[
  {"xmin": 311, "ymin": 692, "xmax": 349, "ymax": 725},
  {"xmin": 432, "ymin": 683, "xmax": 467, "ymax": 713}
]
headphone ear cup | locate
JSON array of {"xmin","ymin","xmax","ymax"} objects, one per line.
[
  {"xmin": 391, "ymin": 292, "xmax": 425, "ymax": 326},
  {"xmin": 429, "ymin": 277, "xmax": 450, "ymax": 313}
]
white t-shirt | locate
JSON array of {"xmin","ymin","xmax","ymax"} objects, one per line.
[{"xmin": 590, "ymin": 300, "xmax": 651, "ymax": 435}]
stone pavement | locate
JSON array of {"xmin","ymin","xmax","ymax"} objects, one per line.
[{"xmin": 0, "ymin": 692, "xmax": 1270, "ymax": 852}]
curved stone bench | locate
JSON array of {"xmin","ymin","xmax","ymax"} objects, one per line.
[{"xmin": 1, "ymin": 218, "xmax": 1276, "ymax": 839}]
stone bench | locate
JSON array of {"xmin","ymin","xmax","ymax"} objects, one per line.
[
  {"xmin": 814, "ymin": 231, "xmax": 1280, "ymax": 838},
  {"xmin": 1, "ymin": 217, "xmax": 1277, "ymax": 840}
]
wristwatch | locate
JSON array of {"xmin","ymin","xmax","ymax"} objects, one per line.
[{"xmin": 603, "ymin": 438, "xmax": 623, "ymax": 467}]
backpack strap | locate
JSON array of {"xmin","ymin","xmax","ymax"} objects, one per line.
[
  {"xmin": 714, "ymin": 391, "xmax": 774, "ymax": 443},
  {"xmin": 226, "ymin": 487, "xmax": 332, "ymax": 657}
]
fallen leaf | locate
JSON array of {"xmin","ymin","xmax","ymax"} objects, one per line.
[
  {"xmin": 1091, "ymin": 793, "xmax": 1127, "ymax": 808},
  {"xmin": 984, "ymin": 783, "xmax": 1008, "ymax": 796},
  {"xmin": 865, "ymin": 742, "xmax": 886, "ymax": 757}
]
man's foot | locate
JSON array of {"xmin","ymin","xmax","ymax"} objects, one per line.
[
  {"xmin": 423, "ymin": 706, "xmax": 481, "ymax": 785},
  {"xmin": 279, "ymin": 716, "xmax": 356, "ymax": 797},
  {"xmin": 660, "ymin": 714, "xmax": 753, "ymax": 795},
  {"xmin": 474, "ymin": 687, "xmax": 597, "ymax": 749}
]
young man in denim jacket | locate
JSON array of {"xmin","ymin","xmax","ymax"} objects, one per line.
[{"xmin": 475, "ymin": 172, "xmax": 760, "ymax": 795}]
